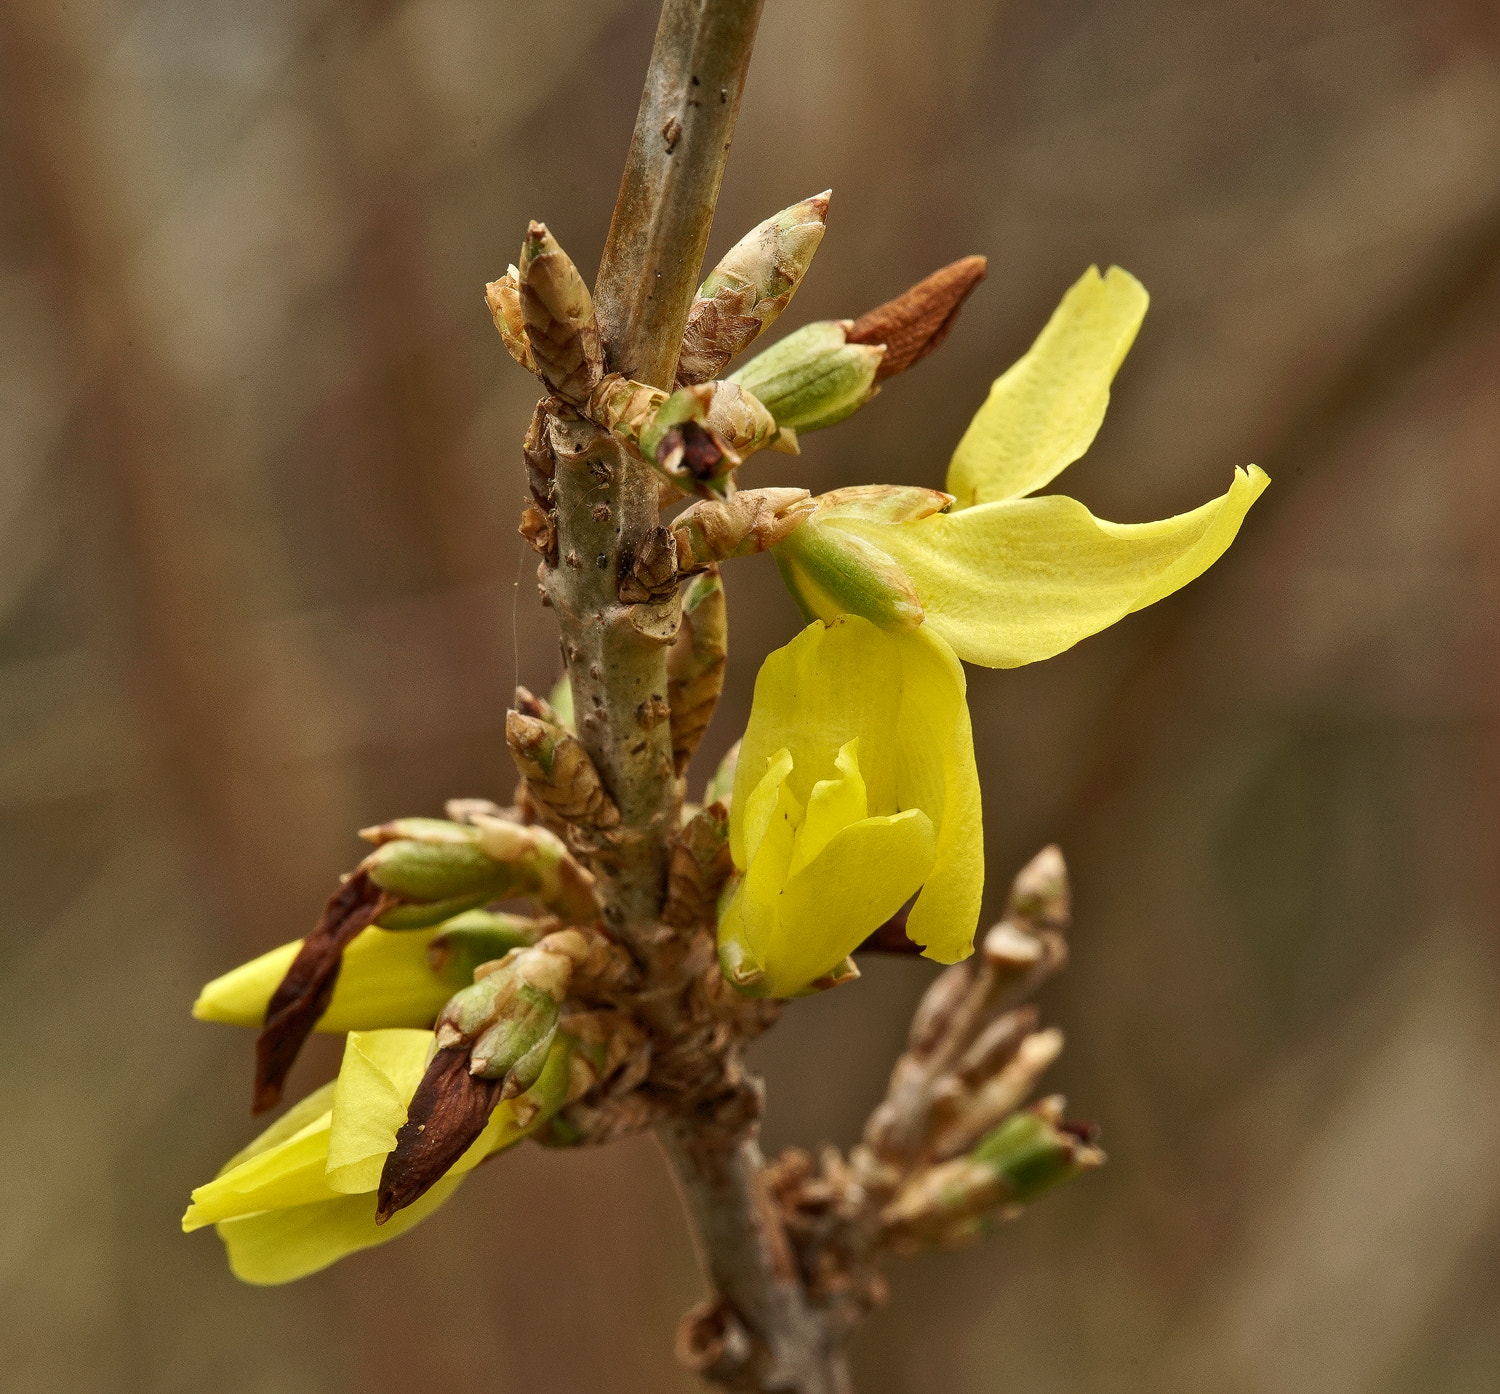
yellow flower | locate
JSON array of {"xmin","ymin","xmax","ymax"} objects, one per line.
[
  {"xmin": 192, "ymin": 911, "xmax": 540, "ymax": 1034},
  {"xmin": 720, "ymin": 615, "xmax": 982, "ymax": 996},
  {"xmin": 181, "ymin": 1028, "xmax": 570, "ymax": 1284},
  {"xmin": 773, "ymin": 266, "xmax": 1269, "ymax": 667}
]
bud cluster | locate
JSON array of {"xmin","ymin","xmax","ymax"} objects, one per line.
[{"xmin": 434, "ymin": 930, "xmax": 590, "ymax": 1096}]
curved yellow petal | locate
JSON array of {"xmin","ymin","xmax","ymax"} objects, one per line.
[
  {"xmin": 787, "ymin": 739, "xmax": 867, "ymax": 878},
  {"xmin": 193, "ymin": 924, "xmax": 452, "ymax": 1032},
  {"xmin": 182, "ymin": 1110, "xmax": 338, "ymax": 1231},
  {"xmin": 325, "ymin": 1029, "xmax": 434, "ymax": 1193},
  {"xmin": 946, "ymin": 266, "xmax": 1148, "ymax": 508},
  {"xmin": 731, "ymin": 617, "xmax": 984, "ymax": 970},
  {"xmin": 884, "ymin": 626, "xmax": 984, "ymax": 963},
  {"xmin": 216, "ymin": 1174, "xmax": 467, "ymax": 1285},
  {"xmin": 738, "ymin": 757, "xmax": 801, "ymax": 967},
  {"xmin": 763, "ymin": 809, "xmax": 936, "ymax": 996},
  {"xmin": 834, "ymin": 466, "xmax": 1268, "ymax": 669}
]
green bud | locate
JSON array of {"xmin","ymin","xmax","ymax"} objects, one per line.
[
  {"xmin": 728, "ymin": 321, "xmax": 883, "ymax": 433},
  {"xmin": 772, "ymin": 522, "xmax": 924, "ymax": 632},
  {"xmin": 374, "ymin": 889, "xmax": 504, "ymax": 931},
  {"xmin": 470, "ymin": 982, "xmax": 561, "ymax": 1090},
  {"xmin": 361, "ymin": 835, "xmax": 508, "ymax": 904},
  {"xmin": 971, "ymin": 1106, "xmax": 1102, "ymax": 1205},
  {"xmin": 427, "ymin": 910, "xmax": 548, "ymax": 987},
  {"xmin": 434, "ymin": 956, "xmax": 520, "ymax": 1042}
]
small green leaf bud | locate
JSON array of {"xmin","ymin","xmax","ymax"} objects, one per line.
[
  {"xmin": 360, "ymin": 833, "xmax": 508, "ymax": 904},
  {"xmin": 969, "ymin": 1102, "xmax": 1104, "ymax": 1205},
  {"xmin": 728, "ymin": 321, "xmax": 884, "ymax": 433},
  {"xmin": 470, "ymin": 983, "xmax": 561, "ymax": 1093}
]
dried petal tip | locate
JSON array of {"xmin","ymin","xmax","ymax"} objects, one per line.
[
  {"xmin": 848, "ymin": 255, "xmax": 987, "ymax": 380},
  {"xmin": 252, "ymin": 869, "xmax": 395, "ymax": 1114},
  {"xmin": 376, "ymin": 1048, "xmax": 502, "ymax": 1222}
]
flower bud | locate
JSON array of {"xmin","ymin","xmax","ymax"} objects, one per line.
[
  {"xmin": 470, "ymin": 984, "xmax": 561, "ymax": 1096},
  {"xmin": 968, "ymin": 1101, "xmax": 1104, "ymax": 1204},
  {"xmin": 772, "ymin": 520, "xmax": 925, "ymax": 632},
  {"xmin": 484, "ymin": 265, "xmax": 537, "ymax": 374},
  {"xmin": 360, "ymin": 832, "xmax": 509, "ymax": 904},
  {"xmin": 677, "ymin": 191, "xmax": 830, "ymax": 385},
  {"xmin": 519, "ymin": 221, "xmax": 603, "ymax": 404},
  {"xmin": 728, "ymin": 321, "xmax": 883, "ymax": 433}
]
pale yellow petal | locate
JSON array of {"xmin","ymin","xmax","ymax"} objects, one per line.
[
  {"xmin": 946, "ymin": 266, "xmax": 1148, "ymax": 507},
  {"xmin": 787, "ymin": 739, "xmax": 867, "ymax": 878},
  {"xmin": 834, "ymin": 466, "xmax": 1269, "ymax": 669},
  {"xmin": 182, "ymin": 1113, "xmax": 337, "ymax": 1231},
  {"xmin": 733, "ymin": 746, "xmax": 795, "ymax": 869},
  {"xmin": 731, "ymin": 617, "xmax": 984, "ymax": 968},
  {"xmin": 216, "ymin": 1172, "xmax": 466, "ymax": 1285},
  {"xmin": 193, "ymin": 925, "xmax": 451, "ymax": 1033},
  {"xmin": 764, "ymin": 809, "xmax": 936, "ymax": 996},
  {"xmin": 324, "ymin": 1029, "xmax": 434, "ymax": 1193},
  {"xmin": 739, "ymin": 767, "xmax": 801, "ymax": 966},
  {"xmin": 888, "ymin": 627, "xmax": 984, "ymax": 963}
]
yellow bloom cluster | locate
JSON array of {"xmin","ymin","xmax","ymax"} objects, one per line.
[
  {"xmin": 726, "ymin": 267, "xmax": 1266, "ymax": 994},
  {"xmin": 182, "ymin": 1029, "xmax": 570, "ymax": 1284}
]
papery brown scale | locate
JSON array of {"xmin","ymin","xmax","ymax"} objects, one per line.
[
  {"xmin": 375, "ymin": 1048, "xmax": 503, "ymax": 1223},
  {"xmin": 847, "ymin": 255, "xmax": 987, "ymax": 380},
  {"xmin": 252, "ymin": 869, "xmax": 398, "ymax": 1114},
  {"xmin": 506, "ymin": 708, "xmax": 621, "ymax": 829},
  {"xmin": 662, "ymin": 801, "xmax": 733, "ymax": 927},
  {"xmin": 665, "ymin": 571, "xmax": 727, "ymax": 775}
]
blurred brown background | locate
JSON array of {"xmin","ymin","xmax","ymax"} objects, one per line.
[{"xmin": 3, "ymin": 0, "xmax": 1499, "ymax": 1389}]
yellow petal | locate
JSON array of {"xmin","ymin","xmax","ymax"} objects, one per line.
[
  {"xmin": 834, "ymin": 466, "xmax": 1268, "ymax": 669},
  {"xmin": 738, "ymin": 758, "xmax": 801, "ymax": 967},
  {"xmin": 787, "ymin": 739, "xmax": 867, "ymax": 878},
  {"xmin": 192, "ymin": 924, "xmax": 452, "ymax": 1032},
  {"xmin": 763, "ymin": 809, "xmax": 936, "ymax": 995},
  {"xmin": 205, "ymin": 1040, "xmax": 573, "ymax": 1284},
  {"xmin": 883, "ymin": 626, "xmax": 984, "ymax": 963},
  {"xmin": 731, "ymin": 616, "xmax": 983, "ymax": 968},
  {"xmin": 216, "ymin": 1174, "xmax": 466, "ymax": 1285},
  {"xmin": 182, "ymin": 1110, "xmax": 338, "ymax": 1231},
  {"xmin": 324, "ymin": 1029, "xmax": 434, "ymax": 1193},
  {"xmin": 946, "ymin": 266, "xmax": 1148, "ymax": 508},
  {"xmin": 734, "ymin": 746, "xmax": 795, "ymax": 870}
]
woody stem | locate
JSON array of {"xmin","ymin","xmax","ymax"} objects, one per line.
[{"xmin": 538, "ymin": 1, "xmax": 853, "ymax": 1389}]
